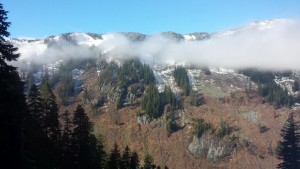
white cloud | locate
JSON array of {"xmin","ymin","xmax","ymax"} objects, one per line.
[{"xmin": 13, "ymin": 19, "xmax": 300, "ymax": 71}]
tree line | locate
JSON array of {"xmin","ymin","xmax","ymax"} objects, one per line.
[
  {"xmin": 173, "ymin": 66, "xmax": 190, "ymax": 96},
  {"xmin": 98, "ymin": 58, "xmax": 155, "ymax": 109},
  {"xmin": 240, "ymin": 68, "xmax": 297, "ymax": 108}
]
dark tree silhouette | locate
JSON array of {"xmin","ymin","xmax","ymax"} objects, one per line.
[
  {"xmin": 0, "ymin": 3, "xmax": 27, "ymax": 169},
  {"xmin": 130, "ymin": 151, "xmax": 140, "ymax": 169},
  {"xmin": 277, "ymin": 113, "xmax": 300, "ymax": 169},
  {"xmin": 40, "ymin": 76, "xmax": 62, "ymax": 169},
  {"xmin": 40, "ymin": 75, "xmax": 61, "ymax": 142},
  {"xmin": 143, "ymin": 152, "xmax": 154, "ymax": 169},
  {"xmin": 71, "ymin": 105, "xmax": 103, "ymax": 169},
  {"xmin": 121, "ymin": 145, "xmax": 131, "ymax": 169},
  {"xmin": 61, "ymin": 110, "xmax": 73, "ymax": 169},
  {"xmin": 108, "ymin": 142, "xmax": 121, "ymax": 169},
  {"xmin": 23, "ymin": 84, "xmax": 50, "ymax": 168}
]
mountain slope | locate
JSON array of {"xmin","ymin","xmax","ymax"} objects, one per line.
[{"xmin": 11, "ymin": 19, "xmax": 300, "ymax": 169}]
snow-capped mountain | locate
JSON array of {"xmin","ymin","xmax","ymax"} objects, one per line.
[
  {"xmin": 10, "ymin": 19, "xmax": 300, "ymax": 93},
  {"xmin": 212, "ymin": 19, "xmax": 290, "ymax": 38},
  {"xmin": 9, "ymin": 19, "xmax": 293, "ymax": 64}
]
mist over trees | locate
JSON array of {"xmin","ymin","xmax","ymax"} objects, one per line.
[{"xmin": 240, "ymin": 69, "xmax": 296, "ymax": 108}]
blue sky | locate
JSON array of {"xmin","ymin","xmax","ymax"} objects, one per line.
[{"xmin": 2, "ymin": 0, "xmax": 300, "ymax": 38}]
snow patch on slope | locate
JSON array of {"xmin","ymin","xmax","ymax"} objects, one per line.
[
  {"xmin": 274, "ymin": 76, "xmax": 298, "ymax": 95},
  {"xmin": 70, "ymin": 33, "xmax": 103, "ymax": 46},
  {"xmin": 183, "ymin": 34, "xmax": 196, "ymax": 41},
  {"xmin": 14, "ymin": 40, "xmax": 47, "ymax": 61},
  {"xmin": 152, "ymin": 65, "xmax": 181, "ymax": 97}
]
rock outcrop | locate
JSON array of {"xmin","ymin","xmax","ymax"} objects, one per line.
[{"xmin": 188, "ymin": 134, "xmax": 237, "ymax": 162}]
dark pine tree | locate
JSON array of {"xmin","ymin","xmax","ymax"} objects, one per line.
[
  {"xmin": 108, "ymin": 142, "xmax": 121, "ymax": 169},
  {"xmin": 277, "ymin": 113, "xmax": 300, "ymax": 169},
  {"xmin": 141, "ymin": 84, "xmax": 162, "ymax": 120},
  {"xmin": 164, "ymin": 85, "xmax": 176, "ymax": 109},
  {"xmin": 57, "ymin": 64, "xmax": 75, "ymax": 105},
  {"xmin": 61, "ymin": 110, "xmax": 73, "ymax": 169},
  {"xmin": 71, "ymin": 105, "xmax": 102, "ymax": 169},
  {"xmin": 0, "ymin": 3, "xmax": 27, "ymax": 169},
  {"xmin": 143, "ymin": 152, "xmax": 154, "ymax": 169},
  {"xmin": 39, "ymin": 76, "xmax": 61, "ymax": 169},
  {"xmin": 173, "ymin": 67, "xmax": 190, "ymax": 96},
  {"xmin": 121, "ymin": 145, "xmax": 131, "ymax": 169},
  {"xmin": 130, "ymin": 151, "xmax": 140, "ymax": 169},
  {"xmin": 23, "ymin": 84, "xmax": 49, "ymax": 169},
  {"xmin": 40, "ymin": 75, "xmax": 61, "ymax": 142}
]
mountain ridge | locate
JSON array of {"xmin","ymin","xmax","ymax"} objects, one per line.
[{"xmin": 10, "ymin": 19, "xmax": 289, "ymax": 41}]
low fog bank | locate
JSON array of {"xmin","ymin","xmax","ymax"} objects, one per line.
[{"xmin": 14, "ymin": 19, "xmax": 300, "ymax": 71}]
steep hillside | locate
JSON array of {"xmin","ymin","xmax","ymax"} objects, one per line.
[
  {"xmin": 75, "ymin": 61, "xmax": 299, "ymax": 169},
  {"xmin": 20, "ymin": 56, "xmax": 298, "ymax": 169}
]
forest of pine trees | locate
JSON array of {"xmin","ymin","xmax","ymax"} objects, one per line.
[
  {"xmin": 98, "ymin": 58, "xmax": 155, "ymax": 109},
  {"xmin": 173, "ymin": 66, "xmax": 190, "ymax": 96},
  {"xmin": 240, "ymin": 68, "xmax": 296, "ymax": 108},
  {"xmin": 117, "ymin": 58, "xmax": 155, "ymax": 109},
  {"xmin": 141, "ymin": 84, "xmax": 162, "ymax": 120}
]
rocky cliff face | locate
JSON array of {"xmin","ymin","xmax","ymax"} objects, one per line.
[{"xmin": 188, "ymin": 134, "xmax": 238, "ymax": 162}]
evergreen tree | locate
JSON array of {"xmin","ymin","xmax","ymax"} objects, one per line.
[
  {"xmin": 72, "ymin": 105, "xmax": 102, "ymax": 169},
  {"xmin": 40, "ymin": 76, "xmax": 61, "ymax": 141},
  {"xmin": 277, "ymin": 113, "xmax": 300, "ymax": 169},
  {"xmin": 143, "ymin": 152, "xmax": 154, "ymax": 169},
  {"xmin": 141, "ymin": 84, "xmax": 162, "ymax": 120},
  {"xmin": 108, "ymin": 143, "xmax": 121, "ymax": 169},
  {"xmin": 121, "ymin": 145, "xmax": 131, "ymax": 169},
  {"xmin": 62, "ymin": 110, "xmax": 72, "ymax": 145},
  {"xmin": 23, "ymin": 84, "xmax": 49, "ymax": 169},
  {"xmin": 96, "ymin": 136, "xmax": 107, "ymax": 169},
  {"xmin": 39, "ymin": 77, "xmax": 61, "ymax": 169},
  {"xmin": 61, "ymin": 110, "xmax": 73, "ymax": 169},
  {"xmin": 130, "ymin": 151, "xmax": 140, "ymax": 169},
  {"xmin": 164, "ymin": 85, "xmax": 176, "ymax": 109},
  {"xmin": 58, "ymin": 70, "xmax": 74, "ymax": 105},
  {"xmin": 173, "ymin": 67, "xmax": 190, "ymax": 96},
  {"xmin": 143, "ymin": 64, "xmax": 155, "ymax": 85},
  {"xmin": 0, "ymin": 3, "xmax": 27, "ymax": 169}
]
